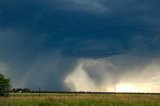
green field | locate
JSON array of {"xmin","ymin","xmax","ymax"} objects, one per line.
[{"xmin": 0, "ymin": 93, "xmax": 160, "ymax": 106}]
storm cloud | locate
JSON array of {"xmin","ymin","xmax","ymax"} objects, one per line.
[{"xmin": 0, "ymin": 0, "xmax": 160, "ymax": 92}]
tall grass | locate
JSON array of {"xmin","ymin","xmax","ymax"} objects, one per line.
[{"xmin": 0, "ymin": 93, "xmax": 160, "ymax": 106}]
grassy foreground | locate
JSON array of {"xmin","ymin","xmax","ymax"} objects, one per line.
[{"xmin": 0, "ymin": 93, "xmax": 160, "ymax": 106}]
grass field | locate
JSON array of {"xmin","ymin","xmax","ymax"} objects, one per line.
[{"xmin": 0, "ymin": 93, "xmax": 160, "ymax": 106}]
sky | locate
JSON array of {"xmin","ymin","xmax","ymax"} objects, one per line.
[{"xmin": 0, "ymin": 0, "xmax": 160, "ymax": 92}]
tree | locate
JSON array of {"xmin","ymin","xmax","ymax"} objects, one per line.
[{"xmin": 0, "ymin": 73, "xmax": 11, "ymax": 96}]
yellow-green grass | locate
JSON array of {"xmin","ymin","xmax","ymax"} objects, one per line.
[{"xmin": 0, "ymin": 93, "xmax": 160, "ymax": 106}]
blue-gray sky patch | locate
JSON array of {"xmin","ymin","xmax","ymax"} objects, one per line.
[{"xmin": 0, "ymin": 0, "xmax": 160, "ymax": 91}]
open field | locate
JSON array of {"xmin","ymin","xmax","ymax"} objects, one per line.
[{"xmin": 0, "ymin": 93, "xmax": 160, "ymax": 106}]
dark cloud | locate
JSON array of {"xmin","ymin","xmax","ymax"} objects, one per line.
[{"xmin": 0, "ymin": 0, "xmax": 160, "ymax": 91}]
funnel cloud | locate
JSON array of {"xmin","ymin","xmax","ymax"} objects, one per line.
[{"xmin": 0, "ymin": 0, "xmax": 160, "ymax": 92}]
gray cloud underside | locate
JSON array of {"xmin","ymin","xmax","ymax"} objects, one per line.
[{"xmin": 0, "ymin": 0, "xmax": 160, "ymax": 90}]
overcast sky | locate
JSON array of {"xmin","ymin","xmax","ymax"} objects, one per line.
[{"xmin": 0, "ymin": 0, "xmax": 160, "ymax": 91}]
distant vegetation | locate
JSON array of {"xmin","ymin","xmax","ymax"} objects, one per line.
[
  {"xmin": 0, "ymin": 73, "xmax": 11, "ymax": 97},
  {"xmin": 12, "ymin": 88, "xmax": 31, "ymax": 93}
]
